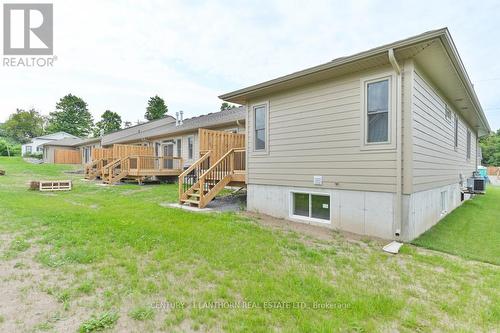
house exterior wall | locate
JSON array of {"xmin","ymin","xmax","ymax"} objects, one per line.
[
  {"xmin": 43, "ymin": 146, "xmax": 56, "ymax": 163},
  {"xmin": 245, "ymin": 61, "xmax": 479, "ymax": 241},
  {"xmin": 247, "ymin": 184, "xmax": 395, "ymax": 239},
  {"xmin": 411, "ymin": 68, "xmax": 477, "ymax": 192},
  {"xmin": 22, "ymin": 138, "xmax": 52, "ymax": 155},
  {"xmin": 401, "ymin": 183, "xmax": 466, "ymax": 241},
  {"xmin": 246, "ymin": 64, "xmax": 401, "ymax": 193},
  {"xmin": 80, "ymin": 142, "xmax": 101, "ymax": 164},
  {"xmin": 22, "ymin": 133, "xmax": 76, "ymax": 156},
  {"xmin": 397, "ymin": 66, "xmax": 478, "ymax": 240}
]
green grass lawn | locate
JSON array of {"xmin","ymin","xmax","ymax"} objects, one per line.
[
  {"xmin": 413, "ymin": 186, "xmax": 500, "ymax": 265},
  {"xmin": 0, "ymin": 157, "xmax": 499, "ymax": 332}
]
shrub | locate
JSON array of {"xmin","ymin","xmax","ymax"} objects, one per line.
[
  {"xmin": 0, "ymin": 138, "xmax": 20, "ymax": 156},
  {"xmin": 78, "ymin": 312, "xmax": 119, "ymax": 333}
]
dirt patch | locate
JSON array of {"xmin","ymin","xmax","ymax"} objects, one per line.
[
  {"xmin": 243, "ymin": 211, "xmax": 387, "ymax": 246},
  {"xmin": 0, "ymin": 234, "xmax": 78, "ymax": 332}
]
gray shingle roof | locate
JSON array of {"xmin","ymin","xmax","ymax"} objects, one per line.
[
  {"xmin": 104, "ymin": 107, "xmax": 246, "ymax": 145},
  {"xmin": 35, "ymin": 132, "xmax": 78, "ymax": 140},
  {"xmin": 40, "ymin": 137, "xmax": 86, "ymax": 147},
  {"xmin": 101, "ymin": 115, "xmax": 176, "ymax": 146},
  {"xmin": 41, "ymin": 136, "xmax": 100, "ymax": 147}
]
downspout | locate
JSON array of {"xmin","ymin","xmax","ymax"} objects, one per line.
[{"xmin": 389, "ymin": 49, "xmax": 403, "ymax": 239}]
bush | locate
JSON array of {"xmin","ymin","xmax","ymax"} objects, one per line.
[
  {"xmin": 23, "ymin": 151, "xmax": 43, "ymax": 159},
  {"xmin": 0, "ymin": 138, "xmax": 20, "ymax": 156}
]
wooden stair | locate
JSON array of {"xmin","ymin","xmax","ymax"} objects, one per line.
[
  {"xmin": 179, "ymin": 148, "xmax": 245, "ymax": 208},
  {"xmin": 84, "ymin": 158, "xmax": 101, "ymax": 180}
]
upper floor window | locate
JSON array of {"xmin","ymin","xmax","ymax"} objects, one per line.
[
  {"xmin": 366, "ymin": 78, "xmax": 389, "ymax": 143},
  {"xmin": 254, "ymin": 104, "xmax": 267, "ymax": 151}
]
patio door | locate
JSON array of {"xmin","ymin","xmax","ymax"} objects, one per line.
[{"xmin": 163, "ymin": 143, "xmax": 174, "ymax": 169}]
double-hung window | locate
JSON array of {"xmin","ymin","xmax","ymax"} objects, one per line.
[
  {"xmin": 366, "ymin": 78, "xmax": 390, "ymax": 143},
  {"xmin": 253, "ymin": 104, "xmax": 267, "ymax": 151}
]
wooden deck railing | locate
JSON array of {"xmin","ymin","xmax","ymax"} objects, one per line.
[
  {"xmin": 102, "ymin": 155, "xmax": 183, "ymax": 184},
  {"xmin": 179, "ymin": 148, "xmax": 246, "ymax": 208},
  {"xmin": 127, "ymin": 155, "xmax": 183, "ymax": 172},
  {"xmin": 178, "ymin": 151, "xmax": 211, "ymax": 202},
  {"xmin": 233, "ymin": 148, "xmax": 246, "ymax": 172},
  {"xmin": 84, "ymin": 157, "xmax": 113, "ymax": 179}
]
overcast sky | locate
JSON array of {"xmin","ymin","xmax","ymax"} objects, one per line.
[{"xmin": 1, "ymin": 0, "xmax": 499, "ymax": 130}]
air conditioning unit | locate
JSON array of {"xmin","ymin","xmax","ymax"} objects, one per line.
[{"xmin": 467, "ymin": 174, "xmax": 486, "ymax": 194}]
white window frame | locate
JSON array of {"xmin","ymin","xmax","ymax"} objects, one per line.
[
  {"xmin": 187, "ymin": 136, "xmax": 194, "ymax": 160},
  {"xmin": 289, "ymin": 190, "xmax": 331, "ymax": 224},
  {"xmin": 360, "ymin": 73, "xmax": 396, "ymax": 150},
  {"xmin": 251, "ymin": 101, "xmax": 269, "ymax": 154},
  {"xmin": 26, "ymin": 145, "xmax": 32, "ymax": 153}
]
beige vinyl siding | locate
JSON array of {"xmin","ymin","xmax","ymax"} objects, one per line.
[
  {"xmin": 412, "ymin": 70, "xmax": 477, "ymax": 192},
  {"xmin": 247, "ymin": 65, "xmax": 399, "ymax": 193}
]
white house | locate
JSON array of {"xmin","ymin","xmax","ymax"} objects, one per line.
[{"xmin": 21, "ymin": 132, "xmax": 77, "ymax": 156}]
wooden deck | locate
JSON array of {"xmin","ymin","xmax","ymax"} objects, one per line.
[
  {"xmin": 85, "ymin": 145, "xmax": 183, "ymax": 184},
  {"xmin": 102, "ymin": 155, "xmax": 183, "ymax": 184}
]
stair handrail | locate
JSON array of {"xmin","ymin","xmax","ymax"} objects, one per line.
[
  {"xmin": 198, "ymin": 148, "xmax": 235, "ymax": 180},
  {"xmin": 102, "ymin": 157, "xmax": 123, "ymax": 183},
  {"xmin": 179, "ymin": 151, "xmax": 211, "ymax": 178},
  {"xmin": 196, "ymin": 148, "xmax": 236, "ymax": 207},
  {"xmin": 178, "ymin": 151, "xmax": 212, "ymax": 201},
  {"xmin": 84, "ymin": 158, "xmax": 100, "ymax": 176}
]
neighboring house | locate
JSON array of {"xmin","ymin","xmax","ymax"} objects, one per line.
[
  {"xmin": 101, "ymin": 115, "xmax": 177, "ymax": 148},
  {"xmin": 41, "ymin": 137, "xmax": 101, "ymax": 164},
  {"xmin": 102, "ymin": 107, "xmax": 245, "ymax": 167},
  {"xmin": 21, "ymin": 132, "xmax": 77, "ymax": 156},
  {"xmin": 220, "ymin": 28, "xmax": 490, "ymax": 241}
]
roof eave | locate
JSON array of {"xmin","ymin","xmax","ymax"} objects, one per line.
[
  {"xmin": 219, "ymin": 28, "xmax": 449, "ymax": 104},
  {"xmin": 438, "ymin": 31, "xmax": 491, "ymax": 134}
]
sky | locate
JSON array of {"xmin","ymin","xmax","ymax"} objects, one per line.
[{"xmin": 1, "ymin": 0, "xmax": 500, "ymax": 130}]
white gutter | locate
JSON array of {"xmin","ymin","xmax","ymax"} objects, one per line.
[{"xmin": 389, "ymin": 48, "xmax": 403, "ymax": 239}]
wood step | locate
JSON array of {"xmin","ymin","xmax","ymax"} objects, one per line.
[
  {"xmin": 187, "ymin": 193, "xmax": 200, "ymax": 197},
  {"xmin": 182, "ymin": 199, "xmax": 200, "ymax": 205}
]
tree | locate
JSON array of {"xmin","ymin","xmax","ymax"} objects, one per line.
[
  {"xmin": 220, "ymin": 102, "xmax": 236, "ymax": 112},
  {"xmin": 480, "ymin": 129, "xmax": 500, "ymax": 166},
  {"xmin": 93, "ymin": 110, "xmax": 122, "ymax": 137},
  {"xmin": 47, "ymin": 94, "xmax": 93, "ymax": 137},
  {"xmin": 0, "ymin": 138, "xmax": 21, "ymax": 156},
  {"xmin": 144, "ymin": 95, "xmax": 168, "ymax": 121},
  {"xmin": 1, "ymin": 108, "xmax": 45, "ymax": 143}
]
